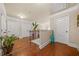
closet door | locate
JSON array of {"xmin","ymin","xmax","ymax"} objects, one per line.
[
  {"xmin": 7, "ymin": 19, "xmax": 20, "ymax": 37},
  {"xmin": 54, "ymin": 16, "xmax": 69, "ymax": 44}
]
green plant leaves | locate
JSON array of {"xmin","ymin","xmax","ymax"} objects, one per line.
[
  {"xmin": 0, "ymin": 35, "xmax": 16, "ymax": 48},
  {"xmin": 32, "ymin": 21, "xmax": 38, "ymax": 30},
  {"xmin": 0, "ymin": 36, "xmax": 3, "ymax": 43}
]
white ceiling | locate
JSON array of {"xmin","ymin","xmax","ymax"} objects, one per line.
[{"xmin": 4, "ymin": 3, "xmax": 76, "ymax": 22}]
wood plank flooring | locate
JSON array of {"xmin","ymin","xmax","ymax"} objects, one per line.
[
  {"xmin": 10, "ymin": 38, "xmax": 79, "ymax": 56},
  {"xmin": 38, "ymin": 42, "xmax": 79, "ymax": 56}
]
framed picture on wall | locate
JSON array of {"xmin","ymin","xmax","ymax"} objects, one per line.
[{"xmin": 77, "ymin": 15, "xmax": 79, "ymax": 27}]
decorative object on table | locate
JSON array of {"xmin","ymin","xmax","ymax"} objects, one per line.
[
  {"xmin": 32, "ymin": 21, "xmax": 38, "ymax": 31},
  {"xmin": 0, "ymin": 35, "xmax": 16, "ymax": 55},
  {"xmin": 30, "ymin": 30, "xmax": 39, "ymax": 40},
  {"xmin": 77, "ymin": 15, "xmax": 79, "ymax": 27},
  {"xmin": 30, "ymin": 21, "xmax": 39, "ymax": 40},
  {"xmin": 50, "ymin": 31, "xmax": 55, "ymax": 45}
]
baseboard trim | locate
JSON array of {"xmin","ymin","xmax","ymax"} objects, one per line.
[
  {"xmin": 55, "ymin": 41, "xmax": 69, "ymax": 46},
  {"xmin": 68, "ymin": 43, "xmax": 79, "ymax": 52},
  {"xmin": 55, "ymin": 41, "xmax": 79, "ymax": 52}
]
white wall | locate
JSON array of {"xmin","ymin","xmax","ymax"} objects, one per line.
[
  {"xmin": 38, "ymin": 17, "xmax": 50, "ymax": 30},
  {"xmin": 6, "ymin": 16, "xmax": 32, "ymax": 38},
  {"xmin": 50, "ymin": 4, "xmax": 79, "ymax": 49},
  {"xmin": 39, "ymin": 30, "xmax": 51, "ymax": 43},
  {"xmin": 20, "ymin": 19, "xmax": 32, "ymax": 38},
  {"xmin": 0, "ymin": 15, "xmax": 1, "ymax": 36},
  {"xmin": 51, "ymin": 3, "xmax": 67, "ymax": 14},
  {"xmin": 39, "ymin": 22, "xmax": 50, "ymax": 30},
  {"xmin": 0, "ymin": 4, "xmax": 7, "ymax": 36},
  {"xmin": 0, "ymin": 3, "xmax": 6, "ymax": 55}
]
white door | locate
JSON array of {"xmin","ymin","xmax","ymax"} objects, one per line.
[
  {"xmin": 54, "ymin": 16, "xmax": 69, "ymax": 44},
  {"xmin": 7, "ymin": 20, "xmax": 20, "ymax": 37}
]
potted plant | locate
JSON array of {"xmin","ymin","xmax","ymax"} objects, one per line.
[
  {"xmin": 32, "ymin": 21, "xmax": 38, "ymax": 31},
  {"xmin": 0, "ymin": 35, "xmax": 16, "ymax": 55}
]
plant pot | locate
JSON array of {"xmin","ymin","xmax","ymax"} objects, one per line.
[{"xmin": 2, "ymin": 44, "xmax": 14, "ymax": 55}]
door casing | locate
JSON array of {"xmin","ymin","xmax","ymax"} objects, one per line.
[{"xmin": 54, "ymin": 15, "xmax": 69, "ymax": 44}]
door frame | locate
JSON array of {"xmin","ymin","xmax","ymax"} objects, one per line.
[{"xmin": 54, "ymin": 15, "xmax": 69, "ymax": 44}]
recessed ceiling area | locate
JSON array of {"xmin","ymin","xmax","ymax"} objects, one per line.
[{"xmin": 4, "ymin": 3, "xmax": 76, "ymax": 22}]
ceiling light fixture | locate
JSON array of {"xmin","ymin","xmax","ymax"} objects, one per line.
[
  {"xmin": 20, "ymin": 15, "xmax": 24, "ymax": 19},
  {"xmin": 17, "ymin": 14, "xmax": 26, "ymax": 19}
]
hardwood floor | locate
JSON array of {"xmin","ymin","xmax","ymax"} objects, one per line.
[
  {"xmin": 10, "ymin": 38, "xmax": 79, "ymax": 56},
  {"xmin": 9, "ymin": 37, "xmax": 40, "ymax": 56},
  {"xmin": 38, "ymin": 42, "xmax": 79, "ymax": 56}
]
